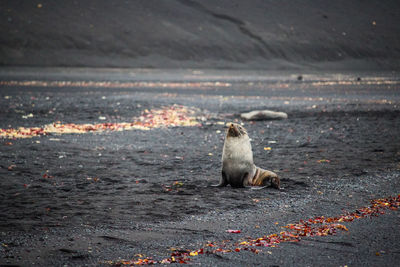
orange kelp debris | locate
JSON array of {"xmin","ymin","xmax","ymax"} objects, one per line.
[
  {"xmin": 0, "ymin": 105, "xmax": 201, "ymax": 139},
  {"xmin": 111, "ymin": 194, "xmax": 399, "ymax": 265}
]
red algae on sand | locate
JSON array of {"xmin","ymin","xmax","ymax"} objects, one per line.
[
  {"xmin": 0, "ymin": 105, "xmax": 201, "ymax": 139},
  {"xmin": 110, "ymin": 194, "xmax": 400, "ymax": 265}
]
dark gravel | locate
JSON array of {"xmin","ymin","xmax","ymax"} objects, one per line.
[{"xmin": 0, "ymin": 69, "xmax": 399, "ymax": 266}]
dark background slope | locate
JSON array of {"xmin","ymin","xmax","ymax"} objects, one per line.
[{"xmin": 1, "ymin": 0, "xmax": 399, "ymax": 70}]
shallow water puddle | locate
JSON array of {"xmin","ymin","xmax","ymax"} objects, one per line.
[
  {"xmin": 109, "ymin": 194, "xmax": 400, "ymax": 265},
  {"xmin": 0, "ymin": 105, "xmax": 201, "ymax": 139}
]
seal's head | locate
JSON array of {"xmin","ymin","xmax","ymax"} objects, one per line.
[{"xmin": 226, "ymin": 123, "xmax": 247, "ymax": 138}]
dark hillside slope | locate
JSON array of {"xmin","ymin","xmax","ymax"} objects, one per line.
[{"xmin": 1, "ymin": 0, "xmax": 399, "ymax": 70}]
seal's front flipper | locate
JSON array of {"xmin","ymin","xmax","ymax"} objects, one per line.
[{"xmin": 211, "ymin": 170, "xmax": 228, "ymax": 187}]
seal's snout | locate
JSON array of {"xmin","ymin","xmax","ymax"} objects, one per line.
[
  {"xmin": 226, "ymin": 123, "xmax": 246, "ymax": 138},
  {"xmin": 227, "ymin": 123, "xmax": 240, "ymax": 137}
]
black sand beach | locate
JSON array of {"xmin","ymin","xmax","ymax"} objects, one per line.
[
  {"xmin": 1, "ymin": 69, "xmax": 400, "ymax": 266},
  {"xmin": 1, "ymin": 1, "xmax": 400, "ymax": 266}
]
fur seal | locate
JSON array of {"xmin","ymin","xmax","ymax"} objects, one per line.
[{"xmin": 213, "ymin": 123, "xmax": 280, "ymax": 189}]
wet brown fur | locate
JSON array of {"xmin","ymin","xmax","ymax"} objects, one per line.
[{"xmin": 252, "ymin": 167, "xmax": 280, "ymax": 188}]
